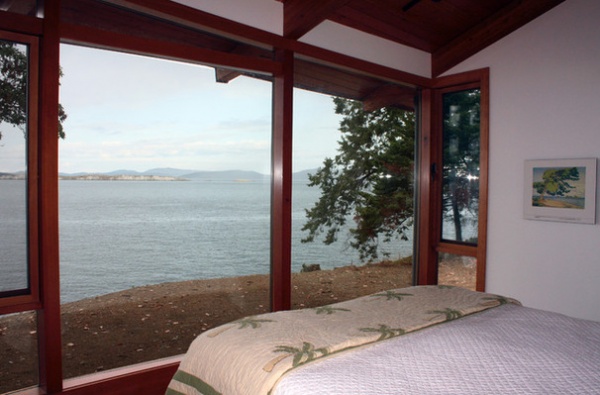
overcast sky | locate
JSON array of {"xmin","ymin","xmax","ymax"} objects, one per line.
[{"xmin": 52, "ymin": 44, "xmax": 343, "ymax": 175}]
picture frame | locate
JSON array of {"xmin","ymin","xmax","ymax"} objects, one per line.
[{"xmin": 524, "ymin": 158, "xmax": 597, "ymax": 224}]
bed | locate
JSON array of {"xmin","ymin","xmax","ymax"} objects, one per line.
[{"xmin": 165, "ymin": 285, "xmax": 600, "ymax": 395}]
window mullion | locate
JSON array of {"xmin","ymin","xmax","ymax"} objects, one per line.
[{"xmin": 37, "ymin": 0, "xmax": 63, "ymax": 392}]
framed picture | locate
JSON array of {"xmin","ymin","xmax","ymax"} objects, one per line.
[{"xmin": 524, "ymin": 158, "xmax": 597, "ymax": 224}]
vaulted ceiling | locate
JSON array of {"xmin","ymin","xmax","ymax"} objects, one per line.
[
  {"xmin": 0, "ymin": 0, "xmax": 565, "ymax": 109},
  {"xmin": 276, "ymin": 0, "xmax": 566, "ymax": 76}
]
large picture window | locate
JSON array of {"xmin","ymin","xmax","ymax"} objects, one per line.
[
  {"xmin": 0, "ymin": 32, "xmax": 39, "ymax": 309},
  {"xmin": 437, "ymin": 85, "xmax": 485, "ymax": 291},
  {"xmin": 0, "ymin": 1, "xmax": 495, "ymax": 392},
  {"xmin": 0, "ymin": 31, "xmax": 41, "ymax": 395},
  {"xmin": 291, "ymin": 89, "xmax": 415, "ymax": 309},
  {"xmin": 436, "ymin": 88, "xmax": 482, "ymax": 291},
  {"xmin": 418, "ymin": 71, "xmax": 489, "ymax": 292},
  {"xmin": 57, "ymin": 44, "xmax": 273, "ymax": 380},
  {"xmin": 441, "ymin": 89, "xmax": 481, "ymax": 245}
]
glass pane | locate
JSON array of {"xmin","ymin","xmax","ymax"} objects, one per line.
[
  {"xmin": 59, "ymin": 45, "xmax": 271, "ymax": 378},
  {"xmin": 441, "ymin": 89, "xmax": 480, "ymax": 244},
  {"xmin": 0, "ymin": 40, "xmax": 29, "ymax": 296},
  {"xmin": 292, "ymin": 91, "xmax": 414, "ymax": 309},
  {"xmin": 0, "ymin": 311, "xmax": 39, "ymax": 393},
  {"xmin": 438, "ymin": 253, "xmax": 476, "ymax": 291}
]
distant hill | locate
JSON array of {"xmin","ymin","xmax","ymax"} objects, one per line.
[
  {"xmin": 0, "ymin": 171, "xmax": 26, "ymax": 180},
  {"xmin": 104, "ymin": 169, "xmax": 143, "ymax": 176},
  {"xmin": 143, "ymin": 168, "xmax": 198, "ymax": 177},
  {"xmin": 293, "ymin": 168, "xmax": 317, "ymax": 182},
  {"xmin": 54, "ymin": 168, "xmax": 318, "ymax": 182},
  {"xmin": 60, "ymin": 174, "xmax": 185, "ymax": 181},
  {"xmin": 183, "ymin": 170, "xmax": 269, "ymax": 182}
]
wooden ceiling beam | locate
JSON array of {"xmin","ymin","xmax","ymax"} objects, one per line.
[
  {"xmin": 362, "ymin": 84, "xmax": 416, "ymax": 112},
  {"xmin": 329, "ymin": 3, "xmax": 435, "ymax": 52},
  {"xmin": 214, "ymin": 44, "xmax": 274, "ymax": 83},
  {"xmin": 0, "ymin": 10, "xmax": 43, "ymax": 34},
  {"xmin": 61, "ymin": 0, "xmax": 279, "ymax": 75},
  {"xmin": 104, "ymin": 0, "xmax": 285, "ymax": 49},
  {"xmin": 215, "ymin": 68, "xmax": 242, "ymax": 83},
  {"xmin": 0, "ymin": 0, "xmax": 38, "ymax": 16},
  {"xmin": 283, "ymin": 0, "xmax": 352, "ymax": 39},
  {"xmin": 432, "ymin": 0, "xmax": 566, "ymax": 76},
  {"xmin": 61, "ymin": 0, "xmax": 238, "ymax": 51},
  {"xmin": 60, "ymin": 0, "xmax": 431, "ymax": 103}
]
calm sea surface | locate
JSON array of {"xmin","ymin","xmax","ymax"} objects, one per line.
[
  {"xmin": 0, "ymin": 180, "xmax": 28, "ymax": 293},
  {"xmin": 57, "ymin": 180, "xmax": 412, "ymax": 303},
  {"xmin": 0, "ymin": 180, "xmax": 413, "ymax": 302}
]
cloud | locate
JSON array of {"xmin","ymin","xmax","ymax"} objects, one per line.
[
  {"xmin": 58, "ymin": 44, "xmax": 340, "ymax": 174},
  {"xmin": 0, "ymin": 123, "xmax": 27, "ymax": 172}
]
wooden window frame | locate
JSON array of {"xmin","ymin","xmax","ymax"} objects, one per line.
[
  {"xmin": 417, "ymin": 68, "xmax": 490, "ymax": 291},
  {"xmin": 1, "ymin": 2, "xmax": 490, "ymax": 394},
  {"xmin": 0, "ymin": 31, "xmax": 41, "ymax": 314}
]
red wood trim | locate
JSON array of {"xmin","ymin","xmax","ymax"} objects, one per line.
[
  {"xmin": 475, "ymin": 69, "xmax": 490, "ymax": 292},
  {"xmin": 432, "ymin": 0, "xmax": 565, "ymax": 76},
  {"xmin": 9, "ymin": 357, "xmax": 181, "ymax": 395},
  {"xmin": 62, "ymin": 358, "xmax": 180, "ymax": 395},
  {"xmin": 430, "ymin": 68, "xmax": 489, "ymax": 89},
  {"xmin": 104, "ymin": 0, "xmax": 286, "ymax": 49},
  {"xmin": 0, "ymin": 31, "xmax": 41, "ymax": 314},
  {"xmin": 77, "ymin": 0, "xmax": 429, "ymax": 89},
  {"xmin": 270, "ymin": 49, "xmax": 294, "ymax": 312},
  {"xmin": 416, "ymin": 88, "xmax": 437, "ymax": 285},
  {"xmin": 61, "ymin": 23, "xmax": 281, "ymax": 76},
  {"xmin": 362, "ymin": 84, "xmax": 416, "ymax": 112},
  {"xmin": 283, "ymin": 0, "xmax": 351, "ymax": 39},
  {"xmin": 0, "ymin": 298, "xmax": 41, "ymax": 315},
  {"xmin": 436, "ymin": 242, "xmax": 477, "ymax": 258},
  {"xmin": 428, "ymin": 88, "xmax": 443, "ymax": 282},
  {"xmin": 37, "ymin": 0, "xmax": 63, "ymax": 392},
  {"xmin": 0, "ymin": 11, "xmax": 43, "ymax": 35},
  {"xmin": 28, "ymin": 31, "xmax": 42, "ymax": 310},
  {"xmin": 291, "ymin": 40, "xmax": 430, "ymax": 88},
  {"xmin": 429, "ymin": 68, "xmax": 490, "ymax": 291}
]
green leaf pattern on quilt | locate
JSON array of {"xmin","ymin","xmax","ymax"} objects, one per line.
[
  {"xmin": 370, "ymin": 290, "xmax": 414, "ymax": 301},
  {"xmin": 166, "ymin": 285, "xmax": 522, "ymax": 395},
  {"xmin": 207, "ymin": 316, "xmax": 274, "ymax": 337},
  {"xmin": 313, "ymin": 305, "xmax": 351, "ymax": 315},
  {"xmin": 359, "ymin": 324, "xmax": 406, "ymax": 340},
  {"xmin": 264, "ymin": 342, "xmax": 330, "ymax": 372}
]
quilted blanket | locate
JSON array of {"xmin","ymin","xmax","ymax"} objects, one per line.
[{"xmin": 165, "ymin": 285, "xmax": 520, "ymax": 395}]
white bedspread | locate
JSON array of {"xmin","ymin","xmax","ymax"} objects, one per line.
[
  {"xmin": 273, "ymin": 303, "xmax": 600, "ymax": 395},
  {"xmin": 166, "ymin": 286, "xmax": 519, "ymax": 395}
]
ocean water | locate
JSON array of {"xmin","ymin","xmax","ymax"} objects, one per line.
[
  {"xmin": 54, "ymin": 180, "xmax": 413, "ymax": 303},
  {"xmin": 0, "ymin": 179, "xmax": 412, "ymax": 301},
  {"xmin": 0, "ymin": 180, "xmax": 28, "ymax": 293}
]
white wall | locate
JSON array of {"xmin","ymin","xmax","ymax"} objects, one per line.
[
  {"xmin": 446, "ymin": 0, "xmax": 600, "ymax": 321},
  {"xmin": 173, "ymin": 0, "xmax": 283, "ymax": 34},
  {"xmin": 174, "ymin": 0, "xmax": 430, "ymax": 77},
  {"xmin": 299, "ymin": 20, "xmax": 430, "ymax": 77}
]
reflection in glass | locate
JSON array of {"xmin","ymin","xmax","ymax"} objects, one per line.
[
  {"xmin": 0, "ymin": 41, "xmax": 29, "ymax": 295},
  {"xmin": 441, "ymin": 89, "xmax": 480, "ymax": 244},
  {"xmin": 438, "ymin": 253, "xmax": 476, "ymax": 291}
]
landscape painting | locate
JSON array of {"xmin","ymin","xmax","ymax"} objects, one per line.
[{"xmin": 524, "ymin": 158, "xmax": 597, "ymax": 224}]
